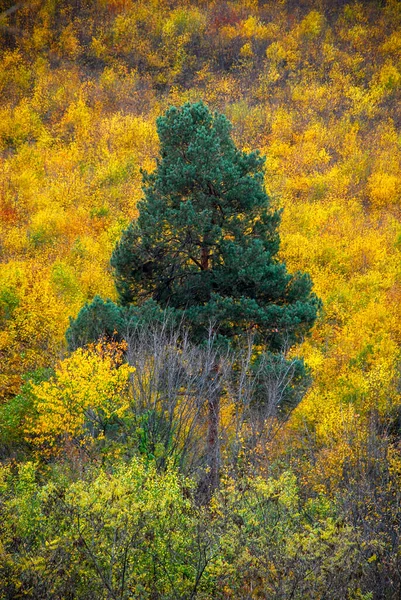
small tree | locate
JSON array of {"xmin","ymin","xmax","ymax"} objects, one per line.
[{"xmin": 68, "ymin": 102, "xmax": 320, "ymax": 498}]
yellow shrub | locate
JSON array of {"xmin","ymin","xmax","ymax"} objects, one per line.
[{"xmin": 368, "ymin": 171, "xmax": 399, "ymax": 207}]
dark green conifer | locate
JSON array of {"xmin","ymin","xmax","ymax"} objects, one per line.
[
  {"xmin": 68, "ymin": 102, "xmax": 320, "ymax": 500},
  {"xmin": 111, "ymin": 102, "xmax": 319, "ymax": 349},
  {"xmin": 66, "ymin": 296, "xmax": 124, "ymax": 350}
]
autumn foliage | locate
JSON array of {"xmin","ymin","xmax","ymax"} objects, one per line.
[{"xmin": 2, "ymin": 0, "xmax": 401, "ymax": 598}]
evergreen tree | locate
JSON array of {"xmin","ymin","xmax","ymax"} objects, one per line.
[
  {"xmin": 66, "ymin": 296, "xmax": 125, "ymax": 350},
  {"xmin": 68, "ymin": 102, "xmax": 320, "ymax": 499},
  {"xmin": 111, "ymin": 102, "xmax": 319, "ymax": 348}
]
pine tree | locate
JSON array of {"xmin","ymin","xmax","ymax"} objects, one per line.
[
  {"xmin": 66, "ymin": 296, "xmax": 125, "ymax": 351},
  {"xmin": 68, "ymin": 102, "xmax": 320, "ymax": 499},
  {"xmin": 109, "ymin": 102, "xmax": 319, "ymax": 498},
  {"xmin": 111, "ymin": 102, "xmax": 319, "ymax": 348}
]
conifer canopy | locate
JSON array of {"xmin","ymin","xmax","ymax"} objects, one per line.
[{"xmin": 110, "ymin": 101, "xmax": 320, "ymax": 349}]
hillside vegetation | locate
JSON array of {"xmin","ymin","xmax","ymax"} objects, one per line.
[{"xmin": 1, "ymin": 1, "xmax": 401, "ymax": 598}]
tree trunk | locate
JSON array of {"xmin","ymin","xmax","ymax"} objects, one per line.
[
  {"xmin": 198, "ymin": 368, "xmax": 221, "ymax": 504},
  {"xmin": 200, "ymin": 244, "xmax": 209, "ymax": 270},
  {"xmin": 200, "ymin": 239, "xmax": 220, "ymax": 501},
  {"xmin": 207, "ymin": 387, "xmax": 220, "ymax": 492}
]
